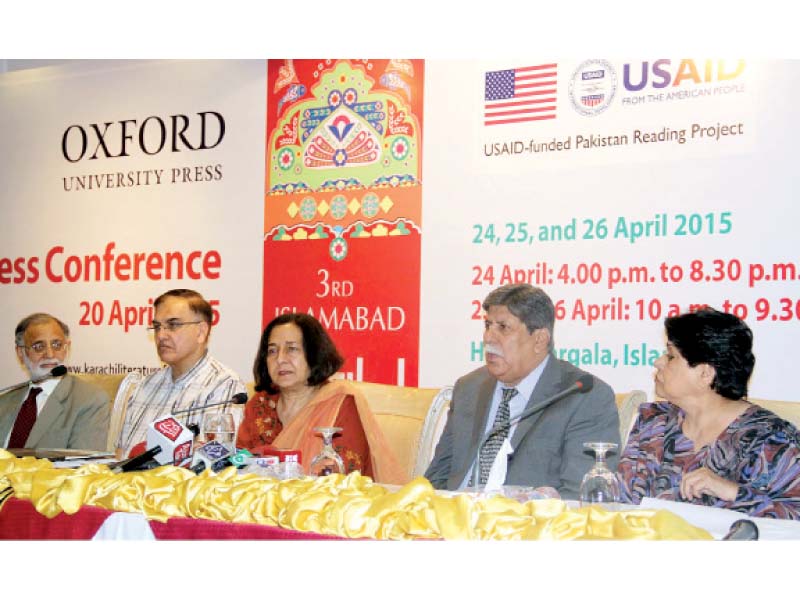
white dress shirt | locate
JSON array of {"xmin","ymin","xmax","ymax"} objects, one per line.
[{"xmin": 459, "ymin": 354, "xmax": 550, "ymax": 489}]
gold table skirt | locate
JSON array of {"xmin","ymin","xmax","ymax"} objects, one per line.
[{"xmin": 0, "ymin": 450, "xmax": 711, "ymax": 540}]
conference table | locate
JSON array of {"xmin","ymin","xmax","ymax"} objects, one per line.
[
  {"xmin": 3, "ymin": 450, "xmax": 800, "ymax": 541},
  {"xmin": 0, "ymin": 497, "xmax": 343, "ymax": 540},
  {"xmin": 4, "ymin": 494, "xmax": 800, "ymax": 541}
]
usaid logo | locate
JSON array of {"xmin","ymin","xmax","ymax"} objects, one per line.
[
  {"xmin": 621, "ymin": 59, "xmax": 746, "ymax": 91},
  {"xmin": 569, "ymin": 60, "xmax": 617, "ymax": 116}
]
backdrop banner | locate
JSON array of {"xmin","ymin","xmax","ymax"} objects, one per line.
[
  {"xmin": 263, "ymin": 59, "xmax": 424, "ymax": 386},
  {"xmin": 0, "ymin": 60, "xmax": 266, "ymax": 383},
  {"xmin": 420, "ymin": 58, "xmax": 798, "ymax": 400},
  {"xmin": 2, "ymin": 59, "xmax": 798, "ymax": 403}
]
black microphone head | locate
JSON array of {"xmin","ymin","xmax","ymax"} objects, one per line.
[
  {"xmin": 723, "ymin": 519, "xmax": 759, "ymax": 540},
  {"xmin": 576, "ymin": 374, "xmax": 594, "ymax": 393},
  {"xmin": 50, "ymin": 365, "xmax": 68, "ymax": 377},
  {"xmin": 231, "ymin": 392, "xmax": 248, "ymax": 405}
]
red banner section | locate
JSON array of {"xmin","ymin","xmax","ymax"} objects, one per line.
[{"xmin": 264, "ymin": 59, "xmax": 424, "ymax": 385}]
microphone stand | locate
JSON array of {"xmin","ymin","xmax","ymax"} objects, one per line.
[
  {"xmin": 0, "ymin": 365, "xmax": 68, "ymax": 396},
  {"xmin": 170, "ymin": 393, "xmax": 248, "ymax": 417}
]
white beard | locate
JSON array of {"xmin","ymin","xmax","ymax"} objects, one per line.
[{"xmin": 22, "ymin": 353, "xmax": 63, "ymax": 380}]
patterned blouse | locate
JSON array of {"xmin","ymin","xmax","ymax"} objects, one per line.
[
  {"xmin": 235, "ymin": 391, "xmax": 372, "ymax": 477},
  {"xmin": 618, "ymin": 402, "xmax": 800, "ymax": 520}
]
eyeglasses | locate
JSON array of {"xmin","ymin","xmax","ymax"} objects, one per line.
[
  {"xmin": 20, "ymin": 340, "xmax": 68, "ymax": 354},
  {"xmin": 147, "ymin": 320, "xmax": 202, "ymax": 333}
]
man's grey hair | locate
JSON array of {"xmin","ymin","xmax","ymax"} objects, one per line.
[
  {"xmin": 483, "ymin": 284, "xmax": 555, "ymax": 350},
  {"xmin": 15, "ymin": 313, "xmax": 70, "ymax": 347}
]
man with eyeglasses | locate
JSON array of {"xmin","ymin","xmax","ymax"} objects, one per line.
[
  {"xmin": 0, "ymin": 313, "xmax": 110, "ymax": 450},
  {"xmin": 117, "ymin": 289, "xmax": 246, "ymax": 456}
]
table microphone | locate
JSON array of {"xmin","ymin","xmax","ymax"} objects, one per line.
[
  {"xmin": 170, "ymin": 392, "xmax": 248, "ymax": 417},
  {"xmin": 0, "ymin": 365, "xmax": 68, "ymax": 396},
  {"xmin": 188, "ymin": 441, "xmax": 254, "ymax": 474},
  {"xmin": 112, "ymin": 414, "xmax": 195, "ymax": 472},
  {"xmin": 470, "ymin": 374, "xmax": 595, "ymax": 488},
  {"xmin": 112, "ymin": 445, "xmax": 163, "ymax": 472},
  {"xmin": 722, "ymin": 519, "xmax": 759, "ymax": 540}
]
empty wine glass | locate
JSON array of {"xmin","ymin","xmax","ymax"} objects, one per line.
[
  {"xmin": 202, "ymin": 412, "xmax": 236, "ymax": 451},
  {"xmin": 309, "ymin": 426, "xmax": 345, "ymax": 477},
  {"xmin": 579, "ymin": 442, "xmax": 620, "ymax": 509}
]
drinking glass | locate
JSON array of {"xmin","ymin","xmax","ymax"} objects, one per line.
[
  {"xmin": 309, "ymin": 426, "xmax": 345, "ymax": 477},
  {"xmin": 202, "ymin": 412, "xmax": 236, "ymax": 451},
  {"xmin": 579, "ymin": 442, "xmax": 620, "ymax": 509}
]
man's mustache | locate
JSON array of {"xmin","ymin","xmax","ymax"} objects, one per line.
[{"xmin": 484, "ymin": 343, "xmax": 505, "ymax": 358}]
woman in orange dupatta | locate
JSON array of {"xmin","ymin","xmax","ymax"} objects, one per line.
[{"xmin": 236, "ymin": 313, "xmax": 405, "ymax": 485}]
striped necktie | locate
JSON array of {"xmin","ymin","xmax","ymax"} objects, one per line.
[{"xmin": 478, "ymin": 387, "xmax": 518, "ymax": 485}]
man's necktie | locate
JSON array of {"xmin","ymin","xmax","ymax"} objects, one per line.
[
  {"xmin": 478, "ymin": 387, "xmax": 518, "ymax": 485},
  {"xmin": 8, "ymin": 387, "xmax": 42, "ymax": 448}
]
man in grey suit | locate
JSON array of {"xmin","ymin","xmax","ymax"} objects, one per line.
[
  {"xmin": 0, "ymin": 313, "xmax": 110, "ymax": 451},
  {"xmin": 425, "ymin": 284, "xmax": 620, "ymax": 499}
]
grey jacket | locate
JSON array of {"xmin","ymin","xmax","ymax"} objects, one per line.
[
  {"xmin": 425, "ymin": 354, "xmax": 620, "ymax": 499},
  {"xmin": 0, "ymin": 374, "xmax": 110, "ymax": 451}
]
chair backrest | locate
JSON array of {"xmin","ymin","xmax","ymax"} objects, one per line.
[
  {"xmin": 73, "ymin": 372, "xmax": 127, "ymax": 452},
  {"xmin": 73, "ymin": 372, "xmax": 126, "ymax": 407},
  {"xmin": 747, "ymin": 398, "xmax": 800, "ymax": 430},
  {"xmin": 412, "ymin": 385, "xmax": 453, "ymax": 477},
  {"xmin": 349, "ymin": 380, "xmax": 439, "ymax": 483},
  {"xmin": 106, "ymin": 371, "xmax": 144, "ymax": 452},
  {"xmin": 615, "ymin": 390, "xmax": 649, "ymax": 448}
]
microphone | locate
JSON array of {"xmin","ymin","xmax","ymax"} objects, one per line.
[
  {"xmin": 190, "ymin": 440, "xmax": 232, "ymax": 474},
  {"xmin": 112, "ymin": 414, "xmax": 195, "ymax": 472},
  {"xmin": 470, "ymin": 374, "xmax": 594, "ymax": 488},
  {"xmin": 189, "ymin": 442, "xmax": 252, "ymax": 474},
  {"xmin": 722, "ymin": 519, "xmax": 759, "ymax": 540},
  {"xmin": 0, "ymin": 365, "xmax": 68, "ymax": 396},
  {"xmin": 112, "ymin": 445, "xmax": 163, "ymax": 473},
  {"xmin": 170, "ymin": 392, "xmax": 248, "ymax": 417}
]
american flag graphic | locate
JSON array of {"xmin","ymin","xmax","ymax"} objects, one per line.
[
  {"xmin": 582, "ymin": 94, "xmax": 603, "ymax": 107},
  {"xmin": 484, "ymin": 63, "xmax": 557, "ymax": 126}
]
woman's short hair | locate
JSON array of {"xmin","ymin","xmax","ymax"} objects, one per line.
[
  {"xmin": 253, "ymin": 313, "xmax": 344, "ymax": 392},
  {"xmin": 664, "ymin": 307, "xmax": 755, "ymax": 400}
]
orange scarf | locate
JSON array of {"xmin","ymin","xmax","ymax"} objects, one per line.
[{"xmin": 272, "ymin": 380, "xmax": 405, "ymax": 485}]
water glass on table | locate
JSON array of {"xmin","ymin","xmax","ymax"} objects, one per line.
[
  {"xmin": 579, "ymin": 442, "xmax": 620, "ymax": 509},
  {"xmin": 309, "ymin": 426, "xmax": 345, "ymax": 477},
  {"xmin": 202, "ymin": 412, "xmax": 236, "ymax": 451}
]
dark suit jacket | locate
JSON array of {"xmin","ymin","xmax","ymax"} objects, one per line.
[
  {"xmin": 424, "ymin": 354, "xmax": 620, "ymax": 499},
  {"xmin": 0, "ymin": 374, "xmax": 110, "ymax": 451}
]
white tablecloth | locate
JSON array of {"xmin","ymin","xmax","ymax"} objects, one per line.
[{"xmin": 640, "ymin": 497, "xmax": 800, "ymax": 540}]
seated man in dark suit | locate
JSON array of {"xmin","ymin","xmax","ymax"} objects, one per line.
[
  {"xmin": 0, "ymin": 313, "xmax": 110, "ymax": 451},
  {"xmin": 425, "ymin": 284, "xmax": 620, "ymax": 499}
]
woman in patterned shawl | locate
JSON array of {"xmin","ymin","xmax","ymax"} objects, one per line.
[
  {"xmin": 236, "ymin": 313, "xmax": 404, "ymax": 484},
  {"xmin": 617, "ymin": 308, "xmax": 800, "ymax": 519}
]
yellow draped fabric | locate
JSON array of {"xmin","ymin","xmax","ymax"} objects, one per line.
[{"xmin": 0, "ymin": 449, "xmax": 711, "ymax": 540}]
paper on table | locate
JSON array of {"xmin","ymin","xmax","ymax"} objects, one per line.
[
  {"xmin": 640, "ymin": 497, "xmax": 800, "ymax": 540},
  {"xmin": 52, "ymin": 456, "xmax": 118, "ymax": 468},
  {"xmin": 483, "ymin": 438, "xmax": 514, "ymax": 491}
]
